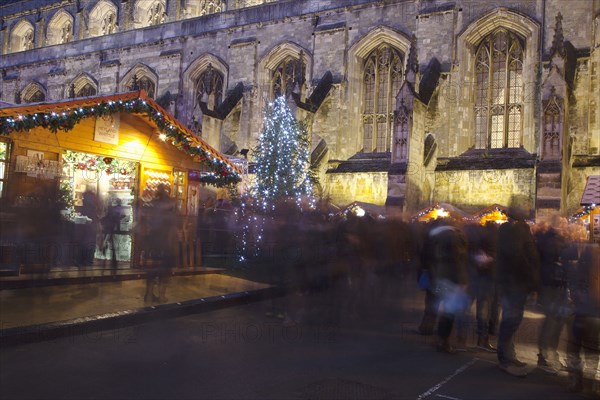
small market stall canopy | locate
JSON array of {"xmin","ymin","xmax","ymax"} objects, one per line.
[
  {"xmin": 413, "ymin": 203, "xmax": 470, "ymax": 222},
  {"xmin": 0, "ymin": 90, "xmax": 241, "ymax": 186},
  {"xmin": 581, "ymin": 175, "xmax": 600, "ymax": 207},
  {"xmin": 341, "ymin": 201, "xmax": 386, "ymax": 219},
  {"xmin": 470, "ymin": 204, "xmax": 509, "ymax": 225},
  {"xmin": 578, "ymin": 175, "xmax": 600, "ymax": 242}
]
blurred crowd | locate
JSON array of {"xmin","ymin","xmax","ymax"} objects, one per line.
[{"xmin": 231, "ymin": 204, "xmax": 599, "ymax": 395}]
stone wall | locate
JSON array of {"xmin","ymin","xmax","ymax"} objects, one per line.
[
  {"xmin": 433, "ymin": 169, "xmax": 536, "ymax": 213},
  {"xmin": 325, "ymin": 172, "xmax": 388, "ymax": 206},
  {"xmin": 1, "ymin": 0, "xmax": 598, "ymax": 217}
]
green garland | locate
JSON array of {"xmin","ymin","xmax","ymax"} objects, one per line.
[{"xmin": 0, "ymin": 97, "xmax": 241, "ymax": 187}]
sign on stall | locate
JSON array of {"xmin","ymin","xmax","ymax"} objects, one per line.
[{"xmin": 94, "ymin": 113, "xmax": 120, "ymax": 145}]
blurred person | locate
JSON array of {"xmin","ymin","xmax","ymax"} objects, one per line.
[
  {"xmin": 495, "ymin": 207, "xmax": 540, "ymax": 377},
  {"xmin": 535, "ymin": 216, "xmax": 571, "ymax": 374},
  {"xmin": 456, "ymin": 222, "xmax": 497, "ymax": 352},
  {"xmin": 415, "ymin": 221, "xmax": 438, "ymax": 336},
  {"xmin": 144, "ymin": 184, "xmax": 178, "ymax": 303},
  {"xmin": 100, "ymin": 197, "xmax": 125, "ymax": 272},
  {"xmin": 422, "ymin": 219, "xmax": 468, "ymax": 354},
  {"xmin": 566, "ymin": 243, "xmax": 600, "ymax": 394},
  {"xmin": 80, "ymin": 186, "xmax": 99, "ymax": 266}
]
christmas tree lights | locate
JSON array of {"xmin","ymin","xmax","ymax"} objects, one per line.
[
  {"xmin": 251, "ymin": 96, "xmax": 316, "ymax": 211},
  {"xmin": 235, "ymin": 96, "xmax": 317, "ymax": 263}
]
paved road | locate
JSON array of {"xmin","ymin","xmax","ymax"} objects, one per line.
[{"xmin": 0, "ymin": 276, "xmax": 594, "ymax": 400}]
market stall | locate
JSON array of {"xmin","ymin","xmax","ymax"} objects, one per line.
[
  {"xmin": 341, "ymin": 201, "xmax": 386, "ymax": 219},
  {"xmin": 470, "ymin": 204, "xmax": 509, "ymax": 225},
  {"xmin": 413, "ymin": 203, "xmax": 469, "ymax": 223},
  {"xmin": 576, "ymin": 175, "xmax": 600, "ymax": 243},
  {"xmin": 0, "ymin": 90, "xmax": 240, "ymax": 271}
]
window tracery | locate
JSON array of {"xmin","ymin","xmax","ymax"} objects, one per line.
[
  {"xmin": 128, "ymin": 74, "xmax": 156, "ymax": 98},
  {"xmin": 474, "ymin": 29, "xmax": 524, "ymax": 149},
  {"xmin": 195, "ymin": 64, "xmax": 224, "ymax": 109},
  {"xmin": 362, "ymin": 45, "xmax": 403, "ymax": 153},
  {"xmin": 542, "ymin": 93, "xmax": 562, "ymax": 160},
  {"xmin": 200, "ymin": 0, "xmax": 223, "ymax": 15},
  {"xmin": 46, "ymin": 11, "xmax": 74, "ymax": 45},
  {"xmin": 270, "ymin": 55, "xmax": 305, "ymax": 100},
  {"xmin": 394, "ymin": 99, "xmax": 410, "ymax": 160},
  {"xmin": 22, "ymin": 86, "xmax": 46, "ymax": 103},
  {"xmin": 89, "ymin": 1, "xmax": 118, "ymax": 37},
  {"xmin": 102, "ymin": 12, "xmax": 117, "ymax": 35},
  {"xmin": 148, "ymin": 2, "xmax": 166, "ymax": 26}
]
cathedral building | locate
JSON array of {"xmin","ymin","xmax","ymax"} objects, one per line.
[{"xmin": 1, "ymin": 0, "xmax": 599, "ymax": 218}]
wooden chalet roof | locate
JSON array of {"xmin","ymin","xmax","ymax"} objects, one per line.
[
  {"xmin": 581, "ymin": 175, "xmax": 600, "ymax": 206},
  {"xmin": 0, "ymin": 90, "xmax": 241, "ymax": 178}
]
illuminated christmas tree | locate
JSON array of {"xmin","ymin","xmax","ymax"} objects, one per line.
[{"xmin": 252, "ymin": 96, "xmax": 315, "ymax": 211}]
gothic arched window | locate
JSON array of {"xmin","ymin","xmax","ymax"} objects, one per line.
[
  {"xmin": 270, "ymin": 55, "xmax": 305, "ymax": 100},
  {"xmin": 21, "ymin": 83, "xmax": 46, "ymax": 103},
  {"xmin": 89, "ymin": 0, "xmax": 118, "ymax": 37},
  {"xmin": 10, "ymin": 20, "xmax": 35, "ymax": 53},
  {"xmin": 78, "ymin": 83, "xmax": 97, "ymax": 98},
  {"xmin": 362, "ymin": 45, "xmax": 403, "ymax": 153},
  {"xmin": 148, "ymin": 2, "xmax": 166, "ymax": 26},
  {"xmin": 474, "ymin": 29, "xmax": 524, "ymax": 149},
  {"xmin": 200, "ymin": 0, "xmax": 223, "ymax": 15},
  {"xmin": 128, "ymin": 74, "xmax": 156, "ymax": 98},
  {"xmin": 394, "ymin": 99, "xmax": 410, "ymax": 160},
  {"xmin": 542, "ymin": 94, "xmax": 562, "ymax": 160},
  {"xmin": 47, "ymin": 10, "xmax": 73, "ymax": 45},
  {"xmin": 195, "ymin": 64, "xmax": 224, "ymax": 110}
]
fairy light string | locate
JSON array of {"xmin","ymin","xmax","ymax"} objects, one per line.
[{"xmin": 0, "ymin": 94, "xmax": 241, "ymax": 187}]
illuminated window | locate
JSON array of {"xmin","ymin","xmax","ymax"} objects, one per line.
[
  {"xmin": 47, "ymin": 10, "xmax": 73, "ymax": 45},
  {"xmin": 9, "ymin": 20, "xmax": 35, "ymax": 53},
  {"xmin": 0, "ymin": 141, "xmax": 9, "ymax": 199},
  {"xmin": 89, "ymin": 0, "xmax": 118, "ymax": 37},
  {"xmin": 271, "ymin": 55, "xmax": 305, "ymax": 100},
  {"xmin": 102, "ymin": 12, "xmax": 117, "ymax": 35},
  {"xmin": 173, "ymin": 169, "xmax": 186, "ymax": 213},
  {"xmin": 362, "ymin": 45, "xmax": 403, "ymax": 153},
  {"xmin": 200, "ymin": 0, "xmax": 223, "ymax": 15},
  {"xmin": 148, "ymin": 2, "xmax": 166, "ymax": 26},
  {"xmin": 474, "ymin": 30, "xmax": 523, "ymax": 149}
]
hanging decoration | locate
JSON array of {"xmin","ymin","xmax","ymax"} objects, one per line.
[
  {"xmin": 62, "ymin": 150, "xmax": 137, "ymax": 176},
  {"xmin": 0, "ymin": 94, "xmax": 241, "ymax": 187}
]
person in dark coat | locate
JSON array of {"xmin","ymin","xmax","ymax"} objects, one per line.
[
  {"xmin": 566, "ymin": 242, "xmax": 600, "ymax": 394},
  {"xmin": 535, "ymin": 218, "xmax": 571, "ymax": 374},
  {"xmin": 456, "ymin": 222, "xmax": 497, "ymax": 352},
  {"xmin": 144, "ymin": 184, "xmax": 178, "ymax": 303},
  {"xmin": 422, "ymin": 219, "xmax": 468, "ymax": 354},
  {"xmin": 495, "ymin": 207, "xmax": 540, "ymax": 377}
]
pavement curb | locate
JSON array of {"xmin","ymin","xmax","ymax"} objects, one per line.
[
  {"xmin": 0, "ymin": 268, "xmax": 222, "ymax": 290},
  {"xmin": 0, "ymin": 286, "xmax": 286, "ymax": 347}
]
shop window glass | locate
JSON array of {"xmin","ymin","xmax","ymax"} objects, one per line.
[
  {"xmin": 173, "ymin": 169, "xmax": 186, "ymax": 213},
  {"xmin": 61, "ymin": 150, "xmax": 138, "ymax": 264}
]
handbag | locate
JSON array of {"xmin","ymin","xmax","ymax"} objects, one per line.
[
  {"xmin": 418, "ymin": 270, "xmax": 432, "ymax": 290},
  {"xmin": 436, "ymin": 278, "xmax": 469, "ymax": 315}
]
